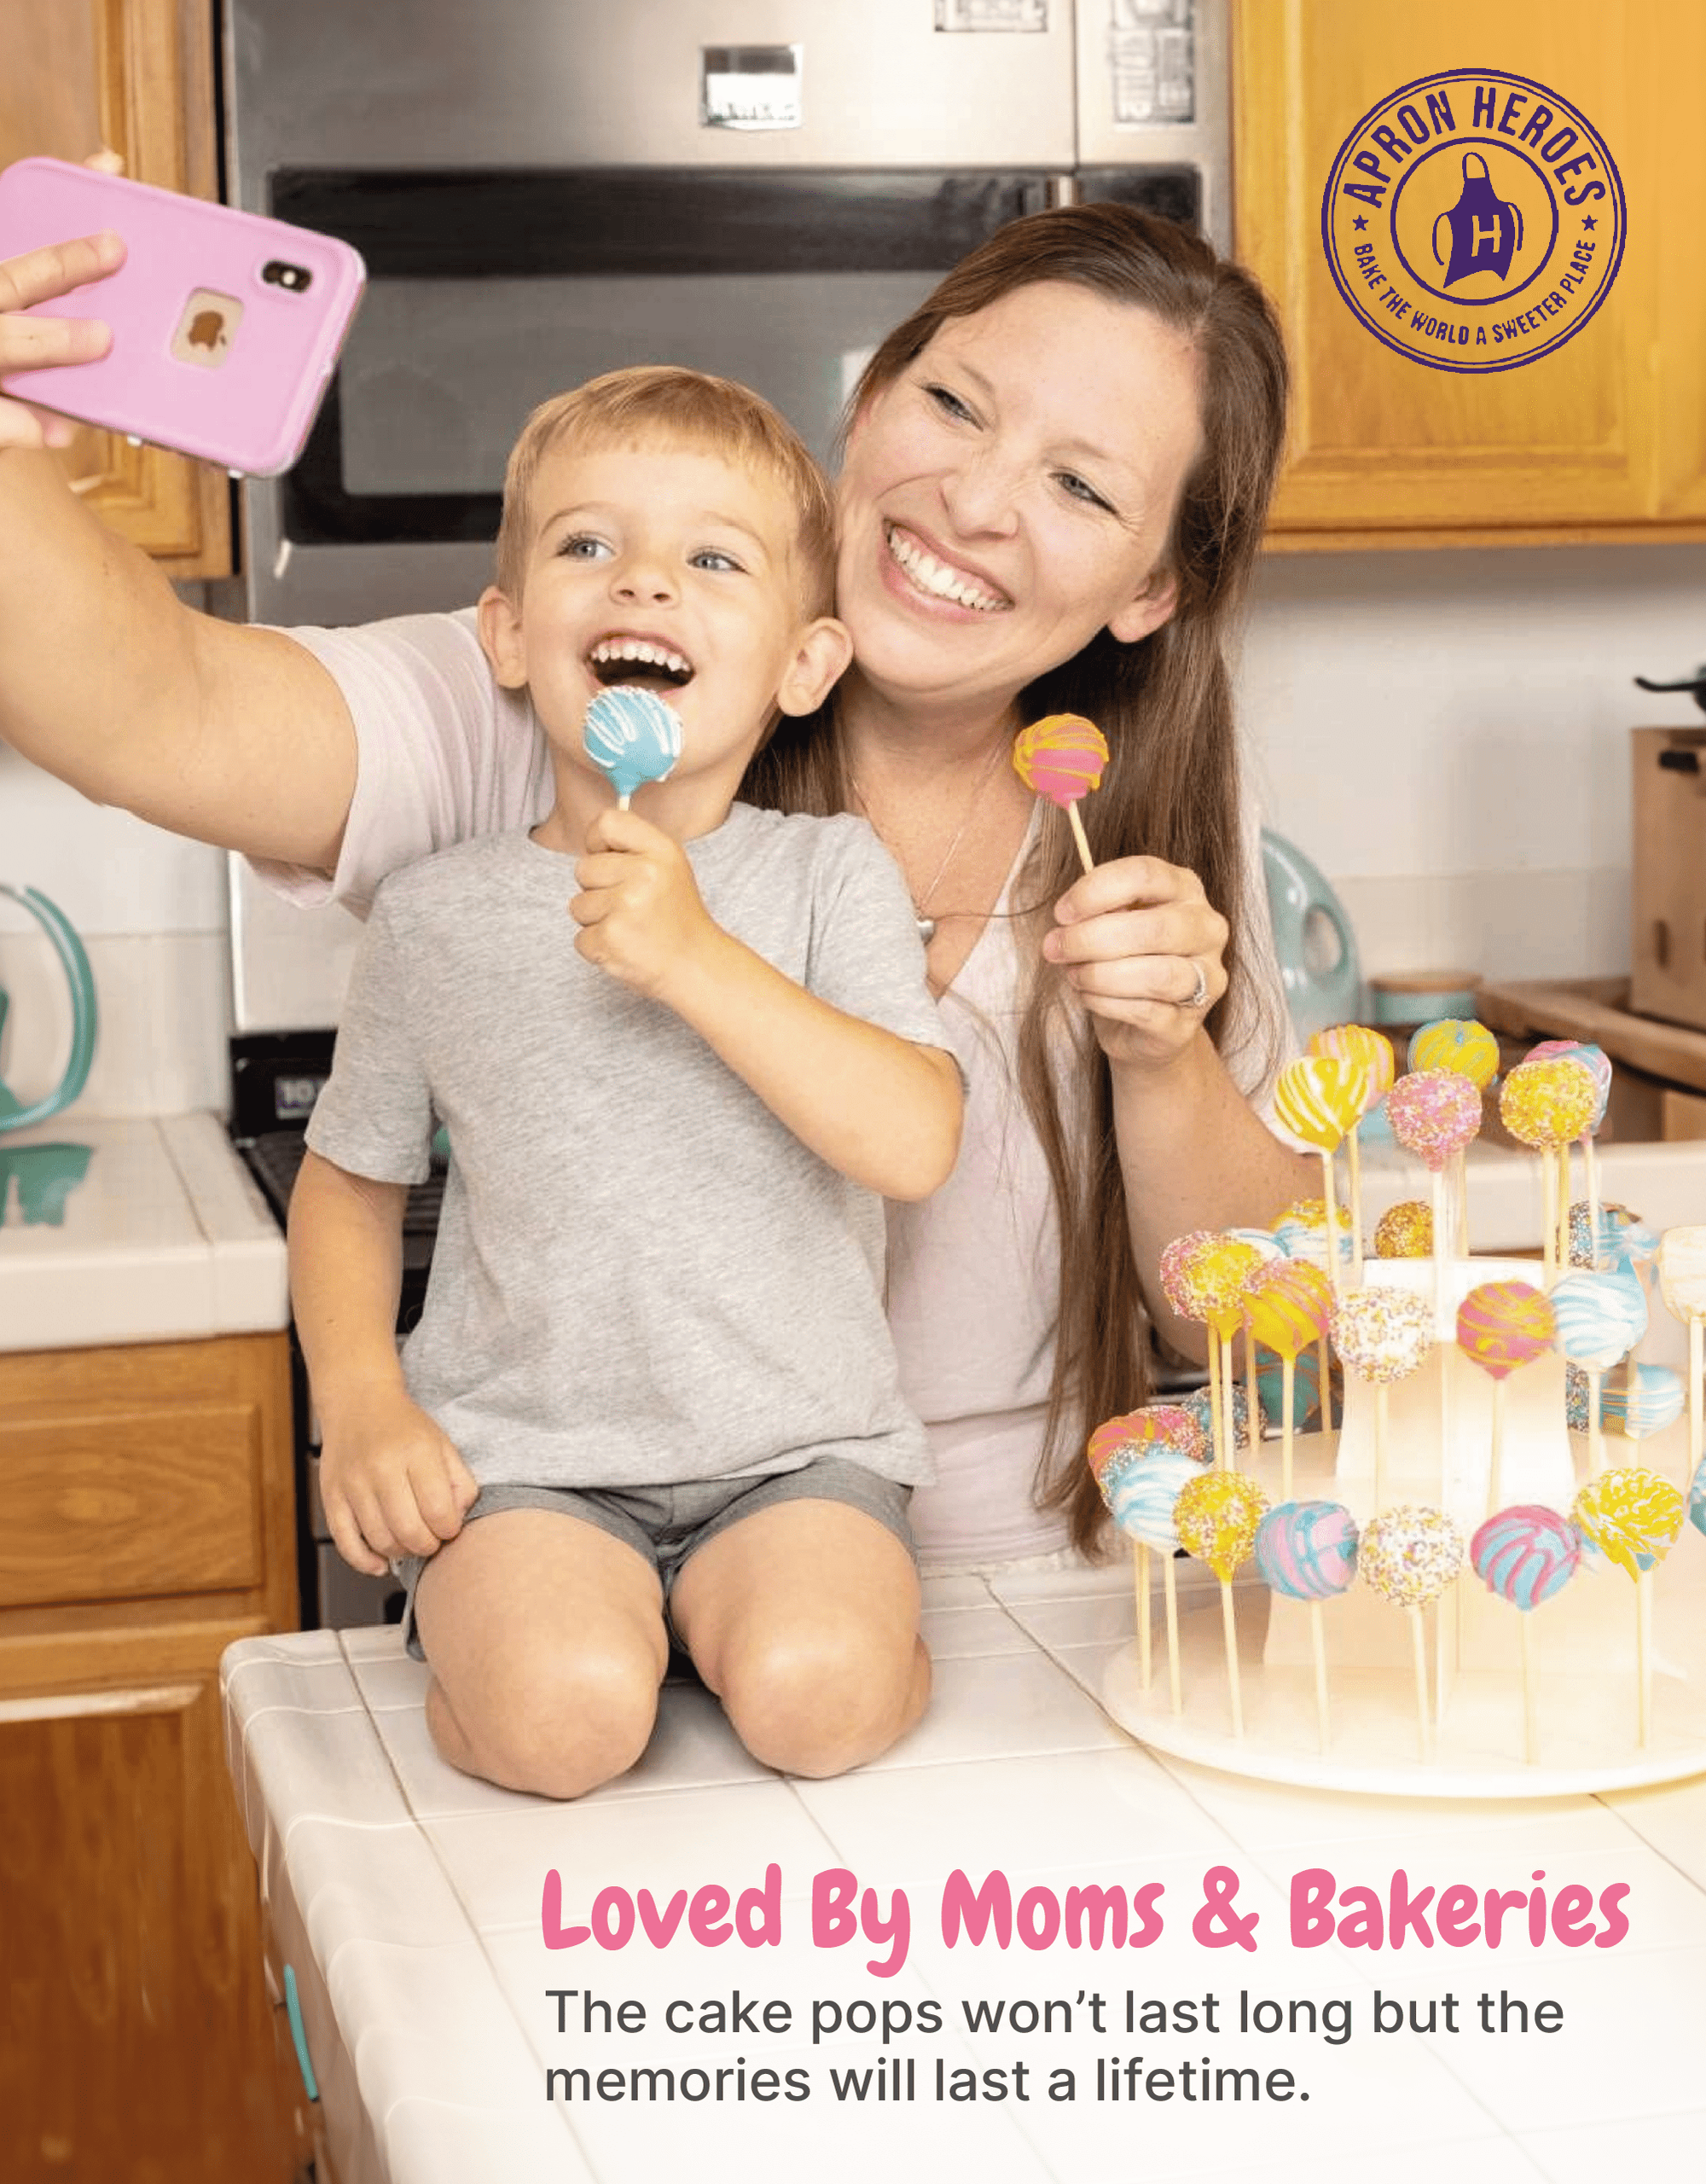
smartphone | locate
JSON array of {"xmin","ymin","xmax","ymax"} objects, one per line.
[{"xmin": 0, "ymin": 156, "xmax": 365, "ymax": 477}]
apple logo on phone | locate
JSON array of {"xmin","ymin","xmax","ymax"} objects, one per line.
[{"xmin": 170, "ymin": 288, "xmax": 245, "ymax": 369}]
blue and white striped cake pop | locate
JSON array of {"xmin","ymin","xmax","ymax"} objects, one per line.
[
  {"xmin": 1105, "ymin": 1447, "xmax": 1201, "ymax": 1552},
  {"xmin": 1599, "ymin": 1362, "xmax": 1685, "ymax": 1440},
  {"xmin": 1691, "ymin": 1455, "xmax": 1706, "ymax": 1541},
  {"xmin": 583, "ymin": 684, "xmax": 684, "ymax": 806},
  {"xmin": 1548, "ymin": 1264, "xmax": 1648, "ymax": 1372}
]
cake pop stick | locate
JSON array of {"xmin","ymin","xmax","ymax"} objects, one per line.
[
  {"xmin": 1658, "ymin": 1228, "xmax": 1706, "ymax": 1483},
  {"xmin": 1308, "ymin": 1026, "xmax": 1394, "ymax": 1278},
  {"xmin": 1359, "ymin": 1507, "xmax": 1464, "ymax": 1762},
  {"xmin": 583, "ymin": 685, "xmax": 685, "ymax": 809},
  {"xmin": 1470, "ymin": 1506, "xmax": 1581, "ymax": 1763},
  {"xmin": 1551, "ymin": 1267, "xmax": 1649, "ymax": 1475},
  {"xmin": 1274, "ymin": 1057, "xmax": 1368, "ymax": 1298},
  {"xmin": 1571, "ymin": 1467, "xmax": 1686, "ymax": 1746},
  {"xmin": 1227, "ymin": 1227, "xmax": 1281, "ymax": 1461},
  {"xmin": 1243, "ymin": 1259, "xmax": 1332, "ymax": 1499},
  {"xmin": 1088, "ymin": 1407, "xmax": 1209, "ymax": 1689},
  {"xmin": 1527, "ymin": 1040, "xmax": 1613, "ymax": 1272},
  {"xmin": 1105, "ymin": 1447, "xmax": 1203, "ymax": 1715},
  {"xmin": 1409, "ymin": 1016, "xmax": 1500, "ymax": 1249},
  {"xmin": 1175, "ymin": 1470, "xmax": 1268, "ymax": 1738},
  {"xmin": 1455, "ymin": 1281, "xmax": 1556, "ymax": 1515},
  {"xmin": 1255, "ymin": 1501, "xmax": 1358, "ymax": 1751},
  {"xmin": 1159, "ymin": 1232, "xmax": 1267, "ymax": 1467},
  {"xmin": 1011, "ymin": 712, "xmax": 1110, "ymax": 875},
  {"xmin": 1384, "ymin": 1071, "xmax": 1483, "ymax": 1326},
  {"xmin": 1329, "ymin": 1287, "xmax": 1434, "ymax": 1508},
  {"xmin": 1500, "ymin": 1056, "xmax": 1599, "ymax": 1279}
]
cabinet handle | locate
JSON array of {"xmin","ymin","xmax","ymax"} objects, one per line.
[
  {"xmin": 1655, "ymin": 920, "xmax": 1672, "ymax": 969},
  {"xmin": 0, "ymin": 1682, "xmax": 199, "ymax": 1726},
  {"xmin": 283, "ymin": 1964, "xmax": 320, "ymax": 2102}
]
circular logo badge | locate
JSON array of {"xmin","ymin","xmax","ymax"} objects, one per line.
[{"xmin": 1321, "ymin": 68, "xmax": 1625, "ymax": 372}]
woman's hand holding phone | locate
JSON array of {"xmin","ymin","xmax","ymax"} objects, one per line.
[{"xmin": 0, "ymin": 228, "xmax": 125, "ymax": 448}]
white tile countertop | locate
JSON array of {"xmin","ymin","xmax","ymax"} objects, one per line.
[
  {"xmin": 223, "ymin": 1565, "xmax": 1706, "ymax": 2184},
  {"xmin": 0, "ymin": 1111, "xmax": 287, "ymax": 1349}
]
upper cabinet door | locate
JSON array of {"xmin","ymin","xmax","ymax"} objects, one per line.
[
  {"xmin": 0, "ymin": 0, "xmax": 231, "ymax": 575},
  {"xmin": 1234, "ymin": 0, "xmax": 1703, "ymax": 548}
]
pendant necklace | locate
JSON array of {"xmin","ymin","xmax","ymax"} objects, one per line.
[{"xmin": 848, "ymin": 735, "xmax": 1008, "ymax": 944}]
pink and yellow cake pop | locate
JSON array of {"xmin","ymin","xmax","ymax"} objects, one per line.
[
  {"xmin": 1158, "ymin": 1230, "xmax": 1268, "ymax": 1334},
  {"xmin": 1011, "ymin": 712, "xmax": 1110, "ymax": 806},
  {"xmin": 1455, "ymin": 1281, "xmax": 1555, "ymax": 1379},
  {"xmin": 1087, "ymin": 1403, "xmax": 1209, "ymax": 1477},
  {"xmin": 1274, "ymin": 1054, "xmax": 1370, "ymax": 1151},
  {"xmin": 1309, "ymin": 1023, "xmax": 1395, "ymax": 1101},
  {"xmin": 1242, "ymin": 1258, "xmax": 1332, "ymax": 1361}
]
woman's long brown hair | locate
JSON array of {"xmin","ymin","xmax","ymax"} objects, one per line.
[{"xmin": 742, "ymin": 204, "xmax": 1290, "ymax": 1554}]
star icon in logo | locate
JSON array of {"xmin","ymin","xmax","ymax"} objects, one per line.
[
  {"xmin": 1353, "ymin": 215, "xmax": 1368, "ymax": 230},
  {"xmin": 1583, "ymin": 214, "xmax": 1598, "ymax": 231}
]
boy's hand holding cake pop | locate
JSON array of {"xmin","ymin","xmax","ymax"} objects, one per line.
[{"xmin": 572, "ymin": 802, "xmax": 720, "ymax": 1001}]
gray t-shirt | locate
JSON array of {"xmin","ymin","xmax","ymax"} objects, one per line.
[{"xmin": 305, "ymin": 804, "xmax": 950, "ymax": 1493}]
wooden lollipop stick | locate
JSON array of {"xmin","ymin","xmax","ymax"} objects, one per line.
[
  {"xmin": 1430, "ymin": 1169, "xmax": 1448, "ymax": 1334},
  {"xmin": 1637, "ymin": 1571, "xmax": 1652, "ymax": 1749},
  {"xmin": 1557, "ymin": 1141, "xmax": 1572, "ymax": 1270},
  {"xmin": 1320, "ymin": 1150, "xmax": 1343, "ymax": 1297},
  {"xmin": 1409, "ymin": 1605, "xmax": 1432, "ymax": 1763},
  {"xmin": 1588, "ymin": 1368, "xmax": 1604, "ymax": 1474},
  {"xmin": 1488, "ymin": 1376, "xmax": 1505, "ymax": 1518},
  {"xmin": 1541, "ymin": 1147, "xmax": 1557, "ymax": 1285},
  {"xmin": 1164, "ymin": 1554, "xmax": 1181, "ymax": 1716},
  {"xmin": 1245, "ymin": 1338, "xmax": 1261, "ymax": 1463},
  {"xmin": 1066, "ymin": 803, "xmax": 1094, "ymax": 876},
  {"xmin": 1219, "ymin": 1329, "xmax": 1239, "ymax": 1473},
  {"xmin": 1206, "ymin": 1327, "xmax": 1226, "ymax": 1468},
  {"xmin": 1586, "ymin": 1136, "xmax": 1601, "ymax": 1267},
  {"xmin": 1519, "ymin": 1607, "xmax": 1537, "ymax": 1766},
  {"xmin": 1220, "ymin": 1578, "xmax": 1244, "ymax": 1739},
  {"xmin": 1135, "ymin": 1543, "xmax": 1152, "ymax": 1692},
  {"xmin": 1374, "ymin": 1381, "xmax": 1388, "ymax": 1511},
  {"xmin": 1346, "ymin": 1127, "xmax": 1364, "ymax": 1281},
  {"xmin": 1691, "ymin": 1317, "xmax": 1703, "ymax": 1490},
  {"xmin": 1317, "ymin": 1333, "xmax": 1333, "ymax": 1428},
  {"xmin": 1310, "ymin": 1600, "xmax": 1331, "ymax": 1753},
  {"xmin": 1281, "ymin": 1356, "xmax": 1296, "ymax": 1502}
]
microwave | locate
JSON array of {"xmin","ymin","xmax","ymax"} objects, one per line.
[{"xmin": 224, "ymin": 0, "xmax": 1231, "ymax": 628}]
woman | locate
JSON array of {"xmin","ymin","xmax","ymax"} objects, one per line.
[{"xmin": 0, "ymin": 201, "xmax": 1313, "ymax": 1762}]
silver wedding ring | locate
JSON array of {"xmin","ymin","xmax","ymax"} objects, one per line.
[{"xmin": 1181, "ymin": 961, "xmax": 1210, "ymax": 1012}]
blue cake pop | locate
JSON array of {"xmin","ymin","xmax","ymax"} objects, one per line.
[{"xmin": 583, "ymin": 684, "xmax": 684, "ymax": 806}]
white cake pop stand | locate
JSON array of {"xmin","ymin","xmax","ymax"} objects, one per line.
[{"xmin": 1101, "ymin": 1258, "xmax": 1706, "ymax": 1798}]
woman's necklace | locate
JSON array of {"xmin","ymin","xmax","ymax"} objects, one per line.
[{"xmin": 848, "ymin": 735, "xmax": 1008, "ymax": 944}]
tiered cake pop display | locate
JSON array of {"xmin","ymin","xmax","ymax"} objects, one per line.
[{"xmin": 1100, "ymin": 1019, "xmax": 1706, "ymax": 1797}]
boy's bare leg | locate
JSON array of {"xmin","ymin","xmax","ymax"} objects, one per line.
[
  {"xmin": 670, "ymin": 1502, "xmax": 930, "ymax": 1779},
  {"xmin": 414, "ymin": 1510, "xmax": 669, "ymax": 1800}
]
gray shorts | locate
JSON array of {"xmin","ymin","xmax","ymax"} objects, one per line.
[{"xmin": 393, "ymin": 1454, "xmax": 915, "ymax": 1661}]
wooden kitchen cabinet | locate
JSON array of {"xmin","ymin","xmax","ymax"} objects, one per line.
[
  {"xmin": 1, "ymin": 0, "xmax": 231, "ymax": 575},
  {"xmin": 1234, "ymin": 1, "xmax": 1706, "ymax": 548},
  {"xmin": 0, "ymin": 1331, "xmax": 305, "ymax": 2184}
]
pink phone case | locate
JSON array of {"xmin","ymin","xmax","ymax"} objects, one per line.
[{"xmin": 0, "ymin": 156, "xmax": 366, "ymax": 476}]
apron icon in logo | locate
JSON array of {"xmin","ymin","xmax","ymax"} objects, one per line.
[{"xmin": 1431, "ymin": 152, "xmax": 1523, "ymax": 286}]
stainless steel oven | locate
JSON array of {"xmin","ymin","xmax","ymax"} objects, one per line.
[{"xmin": 223, "ymin": 0, "xmax": 1232, "ymax": 626}]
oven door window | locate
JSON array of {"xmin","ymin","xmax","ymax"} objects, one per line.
[{"xmin": 273, "ymin": 169, "xmax": 1069, "ymax": 548}]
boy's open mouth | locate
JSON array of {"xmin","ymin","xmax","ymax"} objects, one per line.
[{"xmin": 588, "ymin": 634, "xmax": 695, "ymax": 693}]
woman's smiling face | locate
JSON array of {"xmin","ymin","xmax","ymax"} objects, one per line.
[{"xmin": 834, "ymin": 281, "xmax": 1204, "ymax": 720}]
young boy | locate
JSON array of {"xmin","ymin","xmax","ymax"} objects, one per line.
[{"xmin": 288, "ymin": 368, "xmax": 962, "ymax": 1799}]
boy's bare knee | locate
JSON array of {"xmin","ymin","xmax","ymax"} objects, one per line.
[
  {"xmin": 426, "ymin": 1648, "xmax": 659, "ymax": 1800},
  {"xmin": 719, "ymin": 1628, "xmax": 929, "ymax": 1780}
]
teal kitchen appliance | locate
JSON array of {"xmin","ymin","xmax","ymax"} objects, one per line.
[
  {"xmin": 0, "ymin": 885, "xmax": 98, "ymax": 1225},
  {"xmin": 1260, "ymin": 831, "xmax": 1362, "ymax": 1046}
]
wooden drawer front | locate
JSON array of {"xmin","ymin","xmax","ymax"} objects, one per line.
[{"xmin": 0, "ymin": 1403, "xmax": 262, "ymax": 1608}]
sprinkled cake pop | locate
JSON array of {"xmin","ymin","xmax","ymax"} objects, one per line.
[
  {"xmin": 1499, "ymin": 1055, "xmax": 1599, "ymax": 1149},
  {"xmin": 583, "ymin": 685, "xmax": 684, "ymax": 807},
  {"xmin": 1658, "ymin": 1227, "xmax": 1706, "ymax": 1320},
  {"xmin": 1384, "ymin": 1068, "xmax": 1483, "ymax": 1172},
  {"xmin": 1599, "ymin": 1363, "xmax": 1685, "ymax": 1441},
  {"xmin": 1359, "ymin": 1506, "xmax": 1465, "ymax": 1607},
  {"xmin": 1565, "ymin": 1362, "xmax": 1593, "ymax": 1435},
  {"xmin": 1102, "ymin": 1447, "xmax": 1201, "ymax": 1548},
  {"xmin": 1471, "ymin": 1506, "xmax": 1581, "ymax": 1611},
  {"xmin": 1329, "ymin": 1287, "xmax": 1434, "ymax": 1384},
  {"xmin": 1526, "ymin": 1038, "xmax": 1612, "ymax": 1128},
  {"xmin": 1570, "ymin": 1467, "xmax": 1686, "ymax": 1578},
  {"xmin": 1255, "ymin": 1501, "xmax": 1359, "ymax": 1600},
  {"xmin": 1175, "ymin": 1470, "xmax": 1268, "ymax": 1581},
  {"xmin": 1087, "ymin": 1403, "xmax": 1210, "ymax": 1477},
  {"xmin": 1012, "ymin": 712, "xmax": 1109, "ymax": 874},
  {"xmin": 1158, "ymin": 1231, "xmax": 1266, "ymax": 1332},
  {"xmin": 1407, "ymin": 1017, "xmax": 1500, "ymax": 1087},
  {"xmin": 1373, "ymin": 1200, "xmax": 1433, "ymax": 1259},
  {"xmin": 1176, "ymin": 1379, "xmax": 1253, "ymax": 1448}
]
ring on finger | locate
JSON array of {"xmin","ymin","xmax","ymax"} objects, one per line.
[{"xmin": 1179, "ymin": 960, "xmax": 1210, "ymax": 1012}]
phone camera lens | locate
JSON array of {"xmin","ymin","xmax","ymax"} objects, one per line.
[{"xmin": 261, "ymin": 260, "xmax": 313, "ymax": 293}]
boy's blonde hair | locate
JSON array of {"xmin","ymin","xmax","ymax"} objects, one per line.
[{"xmin": 495, "ymin": 367, "xmax": 837, "ymax": 617}]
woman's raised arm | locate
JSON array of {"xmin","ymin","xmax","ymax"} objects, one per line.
[{"xmin": 0, "ymin": 235, "xmax": 358, "ymax": 871}]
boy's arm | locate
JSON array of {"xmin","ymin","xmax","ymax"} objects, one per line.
[
  {"xmin": 288, "ymin": 1148, "xmax": 477, "ymax": 1572},
  {"xmin": 573, "ymin": 809, "xmax": 961, "ymax": 1200}
]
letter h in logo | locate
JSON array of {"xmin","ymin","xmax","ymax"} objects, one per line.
[{"xmin": 1432, "ymin": 152, "xmax": 1523, "ymax": 285}]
